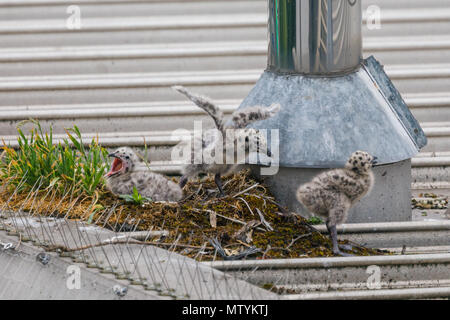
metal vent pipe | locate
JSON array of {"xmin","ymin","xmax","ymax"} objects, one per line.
[
  {"xmin": 233, "ymin": 0, "xmax": 427, "ymax": 222},
  {"xmin": 268, "ymin": 0, "xmax": 362, "ymax": 74}
]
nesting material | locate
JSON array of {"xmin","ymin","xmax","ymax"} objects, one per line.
[{"xmin": 0, "ymin": 170, "xmax": 387, "ymax": 260}]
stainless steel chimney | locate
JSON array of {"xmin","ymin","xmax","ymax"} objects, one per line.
[
  {"xmin": 268, "ymin": 0, "xmax": 362, "ymax": 74},
  {"xmin": 235, "ymin": 0, "xmax": 427, "ymax": 223}
]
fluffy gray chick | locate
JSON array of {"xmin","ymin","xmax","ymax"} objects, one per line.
[
  {"xmin": 105, "ymin": 147, "xmax": 183, "ymax": 202},
  {"xmin": 173, "ymin": 85, "xmax": 280, "ymax": 196},
  {"xmin": 296, "ymin": 151, "xmax": 377, "ymax": 256}
]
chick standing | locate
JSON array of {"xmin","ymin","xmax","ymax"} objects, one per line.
[
  {"xmin": 172, "ymin": 85, "xmax": 280, "ymax": 196},
  {"xmin": 105, "ymin": 147, "xmax": 183, "ymax": 202},
  {"xmin": 296, "ymin": 151, "xmax": 377, "ymax": 256}
]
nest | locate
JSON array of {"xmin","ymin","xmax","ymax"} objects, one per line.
[{"xmin": 0, "ymin": 170, "xmax": 387, "ymax": 260}]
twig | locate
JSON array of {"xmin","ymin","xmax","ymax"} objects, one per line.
[
  {"xmin": 208, "ymin": 237, "xmax": 261, "ymax": 260},
  {"xmin": 236, "ymin": 240, "xmax": 252, "ymax": 248},
  {"xmin": 237, "ymin": 197, "xmax": 254, "ymax": 216},
  {"xmin": 286, "ymin": 233, "xmax": 312, "ymax": 250},
  {"xmin": 181, "ymin": 184, "xmax": 203, "ymax": 202},
  {"xmin": 192, "ymin": 208, "xmax": 266, "ymax": 232},
  {"xmin": 115, "ymin": 230, "xmax": 169, "ymax": 241},
  {"xmin": 221, "ymin": 179, "xmax": 232, "ymax": 189},
  {"xmin": 233, "ymin": 220, "xmax": 260, "ymax": 243},
  {"xmin": 193, "ymin": 208, "xmax": 244, "ymax": 225},
  {"xmin": 232, "ymin": 183, "xmax": 259, "ymax": 198},
  {"xmin": 262, "ymin": 245, "xmax": 272, "ymax": 259},
  {"xmin": 209, "ymin": 210, "xmax": 217, "ymax": 228},
  {"xmin": 255, "ymin": 208, "xmax": 273, "ymax": 231}
]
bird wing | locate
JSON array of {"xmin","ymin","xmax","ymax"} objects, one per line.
[
  {"xmin": 228, "ymin": 103, "xmax": 280, "ymax": 129},
  {"xmin": 172, "ymin": 85, "xmax": 225, "ymax": 133}
]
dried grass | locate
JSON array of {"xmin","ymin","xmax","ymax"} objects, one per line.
[{"xmin": 0, "ymin": 170, "xmax": 388, "ymax": 260}]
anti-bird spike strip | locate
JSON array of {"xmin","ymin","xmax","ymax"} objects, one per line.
[
  {"xmin": 173, "ymin": 85, "xmax": 280, "ymax": 196},
  {"xmin": 0, "ymin": 121, "xmax": 386, "ymax": 300},
  {"xmin": 1, "ymin": 190, "xmax": 276, "ymax": 299}
]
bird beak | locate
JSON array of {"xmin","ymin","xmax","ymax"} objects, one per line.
[
  {"xmin": 371, "ymin": 156, "xmax": 378, "ymax": 165},
  {"xmin": 105, "ymin": 155, "xmax": 123, "ymax": 178}
]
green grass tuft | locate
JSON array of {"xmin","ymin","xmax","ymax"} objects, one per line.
[
  {"xmin": 307, "ymin": 216, "xmax": 324, "ymax": 225},
  {"xmin": 119, "ymin": 186, "xmax": 153, "ymax": 205},
  {"xmin": 0, "ymin": 119, "xmax": 109, "ymax": 197}
]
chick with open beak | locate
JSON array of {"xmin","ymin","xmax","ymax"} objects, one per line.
[
  {"xmin": 296, "ymin": 151, "xmax": 377, "ymax": 257},
  {"xmin": 105, "ymin": 147, "xmax": 183, "ymax": 202}
]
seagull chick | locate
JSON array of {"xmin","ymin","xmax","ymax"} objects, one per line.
[
  {"xmin": 105, "ymin": 147, "xmax": 183, "ymax": 202},
  {"xmin": 296, "ymin": 151, "xmax": 377, "ymax": 256},
  {"xmin": 173, "ymin": 85, "xmax": 280, "ymax": 196}
]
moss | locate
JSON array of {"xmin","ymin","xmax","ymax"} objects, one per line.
[{"xmin": 0, "ymin": 170, "xmax": 387, "ymax": 260}]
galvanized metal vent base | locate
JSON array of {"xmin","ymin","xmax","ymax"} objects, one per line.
[
  {"xmin": 240, "ymin": 56, "xmax": 426, "ymax": 168},
  {"xmin": 239, "ymin": 56, "xmax": 425, "ymax": 222},
  {"xmin": 252, "ymin": 160, "xmax": 411, "ymax": 223}
]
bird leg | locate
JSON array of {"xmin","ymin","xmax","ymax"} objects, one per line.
[
  {"xmin": 214, "ymin": 173, "xmax": 225, "ymax": 197},
  {"xmin": 326, "ymin": 221, "xmax": 354, "ymax": 257},
  {"xmin": 179, "ymin": 175, "xmax": 188, "ymax": 188}
]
